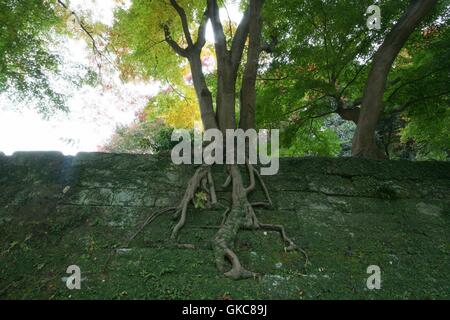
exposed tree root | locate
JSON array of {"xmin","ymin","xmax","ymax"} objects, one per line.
[
  {"xmin": 117, "ymin": 163, "xmax": 307, "ymax": 280},
  {"xmin": 171, "ymin": 165, "xmax": 216, "ymax": 240},
  {"xmin": 210, "ymin": 164, "xmax": 307, "ymax": 280},
  {"xmin": 127, "ymin": 207, "xmax": 176, "ymax": 246},
  {"xmin": 213, "ymin": 205, "xmax": 258, "ymax": 280}
]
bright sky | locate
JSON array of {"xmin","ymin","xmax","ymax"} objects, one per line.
[{"xmin": 0, "ymin": 0, "xmax": 241, "ymax": 156}]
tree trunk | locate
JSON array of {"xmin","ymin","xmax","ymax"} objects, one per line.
[
  {"xmin": 352, "ymin": 0, "xmax": 438, "ymax": 159},
  {"xmin": 216, "ymin": 64, "xmax": 238, "ymax": 131},
  {"xmin": 207, "ymin": 0, "xmax": 250, "ymax": 132},
  {"xmin": 189, "ymin": 52, "xmax": 218, "ymax": 130},
  {"xmin": 239, "ymin": 0, "xmax": 264, "ymax": 131}
]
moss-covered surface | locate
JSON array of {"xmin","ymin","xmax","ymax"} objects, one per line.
[{"xmin": 0, "ymin": 152, "xmax": 449, "ymax": 299}]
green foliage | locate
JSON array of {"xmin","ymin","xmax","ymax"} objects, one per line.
[
  {"xmin": 280, "ymin": 117, "xmax": 342, "ymax": 157},
  {"xmin": 0, "ymin": 0, "xmax": 99, "ymax": 116},
  {"xmin": 401, "ymin": 107, "xmax": 450, "ymax": 161},
  {"xmin": 193, "ymin": 191, "xmax": 208, "ymax": 209},
  {"xmin": 257, "ymin": 0, "xmax": 408, "ymax": 155},
  {"xmin": 112, "ymin": 0, "xmax": 206, "ymax": 84},
  {"xmin": 145, "ymin": 84, "xmax": 201, "ymax": 129},
  {"xmin": 1, "ymin": 0, "xmax": 447, "ymax": 159},
  {"xmin": 101, "ymin": 112, "xmax": 198, "ymax": 155},
  {"xmin": 0, "ymin": 0, "xmax": 66, "ymax": 113},
  {"xmin": 385, "ymin": 22, "xmax": 450, "ymax": 160},
  {"xmin": 259, "ymin": 0, "xmax": 408, "ymax": 118},
  {"xmin": 100, "ymin": 118, "xmax": 178, "ymax": 154},
  {"xmin": 258, "ymin": 0, "xmax": 449, "ymax": 160},
  {"xmin": 152, "ymin": 126, "xmax": 178, "ymax": 154}
]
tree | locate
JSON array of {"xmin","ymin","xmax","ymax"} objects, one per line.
[
  {"xmin": 255, "ymin": 0, "xmax": 448, "ymax": 159},
  {"xmin": 380, "ymin": 21, "xmax": 450, "ymax": 160},
  {"xmin": 0, "ymin": 0, "xmax": 99, "ymax": 116},
  {"xmin": 100, "ymin": 117, "xmax": 178, "ymax": 155},
  {"xmin": 100, "ymin": 86, "xmax": 202, "ymax": 155},
  {"xmin": 0, "ymin": 0, "xmax": 65, "ymax": 114},
  {"xmin": 255, "ymin": 0, "xmax": 411, "ymax": 156},
  {"xmin": 113, "ymin": 0, "xmax": 303, "ymax": 280},
  {"xmin": 352, "ymin": 0, "xmax": 439, "ymax": 159}
]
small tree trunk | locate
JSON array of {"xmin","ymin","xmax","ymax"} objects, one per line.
[
  {"xmin": 239, "ymin": 0, "xmax": 264, "ymax": 131},
  {"xmin": 352, "ymin": 0, "xmax": 438, "ymax": 159},
  {"xmin": 189, "ymin": 53, "xmax": 218, "ymax": 130},
  {"xmin": 216, "ymin": 65, "xmax": 238, "ymax": 131}
]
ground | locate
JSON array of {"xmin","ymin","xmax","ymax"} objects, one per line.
[{"xmin": 0, "ymin": 152, "xmax": 449, "ymax": 299}]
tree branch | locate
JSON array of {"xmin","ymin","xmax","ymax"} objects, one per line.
[
  {"xmin": 257, "ymin": 75, "xmax": 289, "ymax": 81},
  {"xmin": 239, "ymin": 0, "xmax": 264, "ymax": 130},
  {"xmin": 387, "ymin": 68, "xmax": 443, "ymax": 101},
  {"xmin": 338, "ymin": 62, "xmax": 368, "ymax": 98},
  {"xmin": 207, "ymin": 0, "xmax": 228, "ymax": 59},
  {"xmin": 231, "ymin": 8, "xmax": 250, "ymax": 68},
  {"xmin": 163, "ymin": 24, "xmax": 188, "ymax": 57},
  {"xmin": 261, "ymin": 35, "xmax": 278, "ymax": 53},
  {"xmin": 194, "ymin": 9, "xmax": 209, "ymax": 51},
  {"xmin": 56, "ymin": 0, "xmax": 112, "ymax": 64},
  {"xmin": 169, "ymin": 0, "xmax": 194, "ymax": 47},
  {"xmin": 389, "ymin": 91, "xmax": 450, "ymax": 114},
  {"xmin": 283, "ymin": 94, "xmax": 328, "ymax": 117}
]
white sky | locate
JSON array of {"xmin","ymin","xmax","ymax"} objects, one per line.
[{"xmin": 0, "ymin": 0, "xmax": 241, "ymax": 156}]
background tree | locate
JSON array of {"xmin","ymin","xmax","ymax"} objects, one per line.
[
  {"xmin": 353, "ymin": 0, "xmax": 440, "ymax": 159},
  {"xmin": 256, "ymin": 0, "xmax": 409, "ymax": 155},
  {"xmin": 381, "ymin": 20, "xmax": 450, "ymax": 160},
  {"xmin": 0, "ymin": 0, "xmax": 66, "ymax": 114},
  {"xmin": 2, "ymin": 0, "xmax": 448, "ymax": 281},
  {"xmin": 0, "ymin": 0, "xmax": 99, "ymax": 116},
  {"xmin": 256, "ymin": 0, "xmax": 448, "ymax": 159}
]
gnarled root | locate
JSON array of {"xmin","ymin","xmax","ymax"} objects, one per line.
[
  {"xmin": 169, "ymin": 163, "xmax": 306, "ymax": 280},
  {"xmin": 212, "ymin": 164, "xmax": 306, "ymax": 280},
  {"xmin": 213, "ymin": 206, "xmax": 258, "ymax": 280},
  {"xmin": 171, "ymin": 165, "xmax": 217, "ymax": 240}
]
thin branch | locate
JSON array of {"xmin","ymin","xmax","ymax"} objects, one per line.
[
  {"xmin": 389, "ymin": 91, "xmax": 450, "ymax": 114},
  {"xmin": 261, "ymin": 35, "xmax": 278, "ymax": 53},
  {"xmin": 257, "ymin": 75, "xmax": 289, "ymax": 81},
  {"xmin": 169, "ymin": 0, "xmax": 194, "ymax": 47},
  {"xmin": 308, "ymin": 110, "xmax": 336, "ymax": 120},
  {"xmin": 283, "ymin": 94, "xmax": 328, "ymax": 117},
  {"xmin": 163, "ymin": 24, "xmax": 188, "ymax": 57},
  {"xmin": 194, "ymin": 9, "xmax": 209, "ymax": 51},
  {"xmin": 224, "ymin": 3, "xmax": 234, "ymax": 40},
  {"xmin": 387, "ymin": 69, "xmax": 443, "ymax": 102},
  {"xmin": 56, "ymin": 0, "xmax": 116, "ymax": 67},
  {"xmin": 164, "ymin": 78, "xmax": 190, "ymax": 101},
  {"xmin": 207, "ymin": 0, "xmax": 228, "ymax": 58},
  {"xmin": 231, "ymin": 8, "xmax": 250, "ymax": 68},
  {"xmin": 338, "ymin": 62, "xmax": 368, "ymax": 98}
]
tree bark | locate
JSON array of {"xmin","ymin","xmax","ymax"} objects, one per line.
[
  {"xmin": 337, "ymin": 107, "xmax": 360, "ymax": 124},
  {"xmin": 352, "ymin": 0, "xmax": 438, "ymax": 159},
  {"xmin": 189, "ymin": 52, "xmax": 218, "ymax": 130},
  {"xmin": 207, "ymin": 0, "xmax": 250, "ymax": 132},
  {"xmin": 163, "ymin": 5, "xmax": 218, "ymax": 130},
  {"xmin": 336, "ymin": 98, "xmax": 361, "ymax": 125},
  {"xmin": 239, "ymin": 0, "xmax": 264, "ymax": 131}
]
